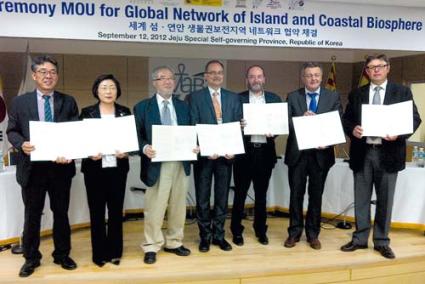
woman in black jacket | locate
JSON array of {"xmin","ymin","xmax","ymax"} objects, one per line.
[{"xmin": 80, "ymin": 74, "xmax": 131, "ymax": 267}]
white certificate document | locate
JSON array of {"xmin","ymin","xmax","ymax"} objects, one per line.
[
  {"xmin": 243, "ymin": 103, "xmax": 289, "ymax": 135},
  {"xmin": 152, "ymin": 125, "xmax": 197, "ymax": 162},
  {"xmin": 196, "ymin": 122, "xmax": 245, "ymax": 156},
  {"xmin": 293, "ymin": 111, "xmax": 346, "ymax": 150},
  {"xmin": 30, "ymin": 121, "xmax": 87, "ymax": 161},
  {"xmin": 83, "ymin": 115, "xmax": 139, "ymax": 155},
  {"xmin": 362, "ymin": 100, "xmax": 413, "ymax": 137},
  {"xmin": 30, "ymin": 115, "xmax": 140, "ymax": 161}
]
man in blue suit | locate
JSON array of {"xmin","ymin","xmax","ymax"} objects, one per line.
[
  {"xmin": 284, "ymin": 62, "xmax": 342, "ymax": 250},
  {"xmin": 133, "ymin": 66, "xmax": 194, "ymax": 264},
  {"xmin": 231, "ymin": 65, "xmax": 281, "ymax": 246},
  {"xmin": 189, "ymin": 60, "xmax": 242, "ymax": 252}
]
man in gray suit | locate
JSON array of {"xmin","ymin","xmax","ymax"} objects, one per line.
[
  {"xmin": 284, "ymin": 62, "xmax": 342, "ymax": 250},
  {"xmin": 341, "ymin": 54, "xmax": 421, "ymax": 259}
]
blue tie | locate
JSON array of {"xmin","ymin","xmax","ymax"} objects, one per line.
[
  {"xmin": 43, "ymin": 95, "xmax": 53, "ymax": 122},
  {"xmin": 307, "ymin": 93, "xmax": 318, "ymax": 113}
]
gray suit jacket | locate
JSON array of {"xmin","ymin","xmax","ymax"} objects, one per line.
[{"xmin": 284, "ymin": 87, "xmax": 342, "ymax": 170}]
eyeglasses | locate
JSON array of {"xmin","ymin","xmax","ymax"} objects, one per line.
[
  {"xmin": 206, "ymin": 71, "xmax": 224, "ymax": 76},
  {"xmin": 303, "ymin": 74, "xmax": 321, "ymax": 79},
  {"xmin": 35, "ymin": 69, "xmax": 58, "ymax": 77},
  {"xmin": 154, "ymin": 77, "xmax": 175, "ymax": 82},
  {"xmin": 366, "ymin": 64, "xmax": 388, "ymax": 71}
]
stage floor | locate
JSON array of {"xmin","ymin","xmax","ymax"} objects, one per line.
[{"xmin": 1, "ymin": 216, "xmax": 425, "ymax": 284}]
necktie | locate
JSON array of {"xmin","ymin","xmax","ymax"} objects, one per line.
[
  {"xmin": 370, "ymin": 86, "xmax": 382, "ymax": 143},
  {"xmin": 161, "ymin": 100, "xmax": 172, "ymax": 125},
  {"xmin": 307, "ymin": 93, "xmax": 318, "ymax": 113},
  {"xmin": 43, "ymin": 95, "xmax": 53, "ymax": 122},
  {"xmin": 372, "ymin": 86, "xmax": 382, "ymax": 105},
  {"xmin": 212, "ymin": 92, "xmax": 222, "ymax": 120}
]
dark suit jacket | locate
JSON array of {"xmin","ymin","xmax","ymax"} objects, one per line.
[
  {"xmin": 79, "ymin": 103, "xmax": 131, "ymax": 175},
  {"xmin": 237, "ymin": 91, "xmax": 281, "ymax": 168},
  {"xmin": 342, "ymin": 82, "xmax": 421, "ymax": 173},
  {"xmin": 133, "ymin": 95, "xmax": 192, "ymax": 187},
  {"xmin": 6, "ymin": 90, "xmax": 79, "ymax": 187},
  {"xmin": 284, "ymin": 87, "xmax": 342, "ymax": 170},
  {"xmin": 189, "ymin": 87, "xmax": 242, "ymax": 125}
]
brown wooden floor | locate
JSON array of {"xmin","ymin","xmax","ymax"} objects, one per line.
[{"xmin": 1, "ymin": 217, "xmax": 425, "ymax": 284}]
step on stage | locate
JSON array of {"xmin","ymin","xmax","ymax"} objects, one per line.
[{"xmin": 1, "ymin": 217, "xmax": 425, "ymax": 284}]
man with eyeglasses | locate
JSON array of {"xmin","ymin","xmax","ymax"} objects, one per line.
[
  {"xmin": 7, "ymin": 55, "xmax": 79, "ymax": 277},
  {"xmin": 341, "ymin": 54, "xmax": 421, "ymax": 259},
  {"xmin": 231, "ymin": 65, "xmax": 281, "ymax": 246},
  {"xmin": 189, "ymin": 60, "xmax": 242, "ymax": 252},
  {"xmin": 133, "ymin": 66, "xmax": 195, "ymax": 264},
  {"xmin": 284, "ymin": 62, "xmax": 342, "ymax": 250}
]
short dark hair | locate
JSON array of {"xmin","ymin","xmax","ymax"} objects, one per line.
[
  {"xmin": 365, "ymin": 54, "xmax": 390, "ymax": 66},
  {"xmin": 301, "ymin": 62, "xmax": 323, "ymax": 75},
  {"xmin": 92, "ymin": 74, "xmax": 122, "ymax": 100},
  {"xmin": 205, "ymin": 60, "xmax": 224, "ymax": 72},
  {"xmin": 245, "ymin": 65, "xmax": 266, "ymax": 78},
  {"xmin": 31, "ymin": 55, "xmax": 58, "ymax": 72}
]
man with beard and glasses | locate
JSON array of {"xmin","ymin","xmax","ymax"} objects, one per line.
[{"xmin": 230, "ymin": 65, "xmax": 281, "ymax": 246}]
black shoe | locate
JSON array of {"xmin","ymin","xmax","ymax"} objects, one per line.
[
  {"xmin": 19, "ymin": 260, "xmax": 40, "ymax": 277},
  {"xmin": 340, "ymin": 241, "xmax": 368, "ymax": 252},
  {"xmin": 53, "ymin": 256, "xmax": 77, "ymax": 270},
  {"xmin": 257, "ymin": 235, "xmax": 269, "ymax": 245},
  {"xmin": 164, "ymin": 245, "xmax": 191, "ymax": 256},
  {"xmin": 144, "ymin": 252, "xmax": 157, "ymax": 264},
  {"xmin": 93, "ymin": 260, "xmax": 106, "ymax": 267},
  {"xmin": 374, "ymin": 245, "xmax": 395, "ymax": 259},
  {"xmin": 199, "ymin": 239, "xmax": 210, "ymax": 253},
  {"xmin": 212, "ymin": 239, "xmax": 232, "ymax": 251},
  {"xmin": 232, "ymin": 235, "xmax": 244, "ymax": 246},
  {"xmin": 110, "ymin": 258, "xmax": 121, "ymax": 265}
]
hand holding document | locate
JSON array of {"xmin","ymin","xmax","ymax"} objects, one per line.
[
  {"xmin": 30, "ymin": 121, "xmax": 88, "ymax": 161},
  {"xmin": 292, "ymin": 111, "xmax": 346, "ymax": 150},
  {"xmin": 361, "ymin": 101, "xmax": 413, "ymax": 137},
  {"xmin": 151, "ymin": 125, "xmax": 197, "ymax": 162},
  {"xmin": 196, "ymin": 122, "xmax": 245, "ymax": 157},
  {"xmin": 243, "ymin": 103, "xmax": 289, "ymax": 135},
  {"xmin": 30, "ymin": 115, "xmax": 139, "ymax": 161}
]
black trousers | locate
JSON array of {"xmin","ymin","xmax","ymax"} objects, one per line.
[
  {"xmin": 287, "ymin": 151, "xmax": 329, "ymax": 241},
  {"xmin": 231, "ymin": 145, "xmax": 273, "ymax": 237},
  {"xmin": 83, "ymin": 169, "xmax": 127, "ymax": 264},
  {"xmin": 21, "ymin": 163, "xmax": 72, "ymax": 261},
  {"xmin": 195, "ymin": 157, "xmax": 232, "ymax": 241}
]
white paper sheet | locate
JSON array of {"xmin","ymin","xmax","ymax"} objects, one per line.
[
  {"xmin": 29, "ymin": 115, "xmax": 139, "ymax": 161},
  {"xmin": 196, "ymin": 122, "xmax": 245, "ymax": 156},
  {"xmin": 243, "ymin": 102, "xmax": 289, "ymax": 135},
  {"xmin": 362, "ymin": 100, "xmax": 414, "ymax": 137},
  {"xmin": 292, "ymin": 111, "xmax": 346, "ymax": 150},
  {"xmin": 30, "ymin": 121, "xmax": 87, "ymax": 161},
  {"xmin": 151, "ymin": 125, "xmax": 197, "ymax": 162}
]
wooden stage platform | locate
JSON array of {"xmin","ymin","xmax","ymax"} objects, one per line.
[{"xmin": 1, "ymin": 216, "xmax": 425, "ymax": 284}]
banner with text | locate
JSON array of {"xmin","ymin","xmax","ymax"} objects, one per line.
[{"xmin": 0, "ymin": 0, "xmax": 424, "ymax": 50}]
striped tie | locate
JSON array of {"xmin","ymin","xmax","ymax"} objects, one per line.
[{"xmin": 43, "ymin": 95, "xmax": 53, "ymax": 122}]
